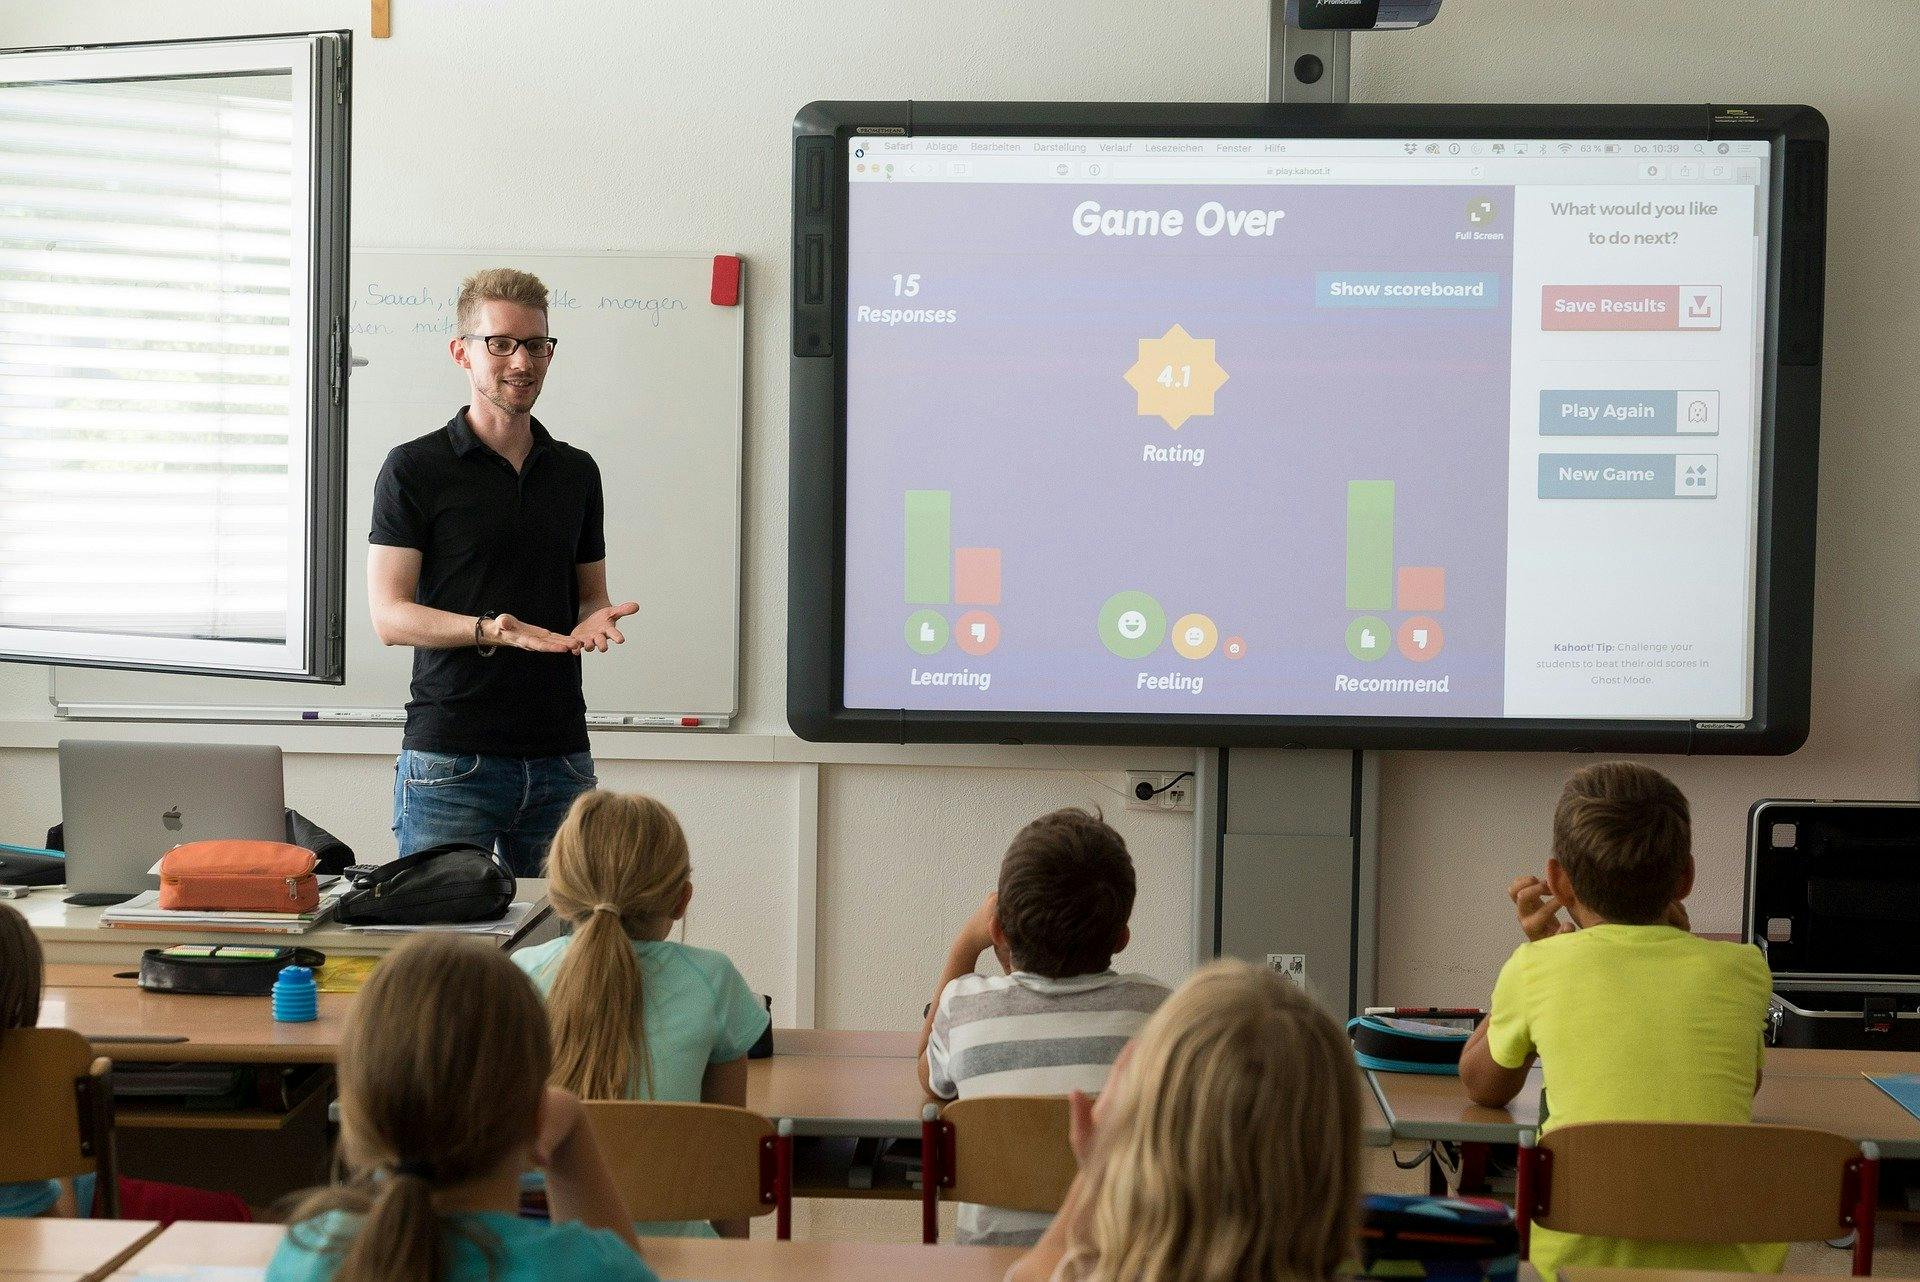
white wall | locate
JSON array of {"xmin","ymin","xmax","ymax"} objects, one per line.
[{"xmin": 0, "ymin": 0, "xmax": 1907, "ymax": 1022}]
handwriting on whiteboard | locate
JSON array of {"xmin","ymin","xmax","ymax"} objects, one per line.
[{"xmin": 351, "ymin": 282, "xmax": 689, "ymax": 335}]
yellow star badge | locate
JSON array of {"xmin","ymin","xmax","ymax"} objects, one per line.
[{"xmin": 1123, "ymin": 324, "xmax": 1228, "ymax": 430}]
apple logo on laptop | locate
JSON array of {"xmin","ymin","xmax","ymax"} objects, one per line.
[{"xmin": 162, "ymin": 806, "xmax": 183, "ymax": 832}]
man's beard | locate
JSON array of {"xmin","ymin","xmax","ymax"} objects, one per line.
[{"xmin": 484, "ymin": 376, "xmax": 540, "ymax": 413}]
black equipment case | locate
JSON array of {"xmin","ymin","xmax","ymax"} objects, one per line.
[{"xmin": 1746, "ymin": 799, "xmax": 1920, "ymax": 1049}]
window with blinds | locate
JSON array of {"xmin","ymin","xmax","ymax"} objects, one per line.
[{"xmin": 0, "ymin": 34, "xmax": 348, "ymax": 680}]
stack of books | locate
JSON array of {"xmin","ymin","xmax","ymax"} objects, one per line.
[{"xmin": 100, "ymin": 888, "xmax": 343, "ymax": 934}]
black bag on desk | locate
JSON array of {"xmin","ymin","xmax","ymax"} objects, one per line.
[
  {"xmin": 1749, "ymin": 799, "xmax": 1920, "ymax": 1050},
  {"xmin": 139, "ymin": 944, "xmax": 327, "ymax": 996},
  {"xmin": 333, "ymin": 842, "xmax": 515, "ymax": 926}
]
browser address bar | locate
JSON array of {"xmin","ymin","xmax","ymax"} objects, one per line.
[{"xmin": 1097, "ymin": 159, "xmax": 1487, "ymax": 182}]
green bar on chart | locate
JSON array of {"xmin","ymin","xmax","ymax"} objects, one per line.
[
  {"xmin": 904, "ymin": 490, "xmax": 952, "ymax": 604},
  {"xmin": 1346, "ymin": 481, "xmax": 1395, "ymax": 612}
]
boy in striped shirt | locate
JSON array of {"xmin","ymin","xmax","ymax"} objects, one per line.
[{"xmin": 918, "ymin": 807, "xmax": 1169, "ymax": 1245}]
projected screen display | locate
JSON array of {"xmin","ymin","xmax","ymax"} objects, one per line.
[{"xmin": 838, "ymin": 136, "xmax": 1774, "ymax": 721}]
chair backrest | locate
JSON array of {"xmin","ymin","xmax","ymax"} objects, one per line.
[
  {"xmin": 582, "ymin": 1100, "xmax": 776, "ymax": 1223},
  {"xmin": 0, "ymin": 1028, "xmax": 116, "ymax": 1210},
  {"xmin": 943, "ymin": 1095, "xmax": 1077, "ymax": 1215},
  {"xmin": 1532, "ymin": 1121, "xmax": 1864, "ymax": 1243}
]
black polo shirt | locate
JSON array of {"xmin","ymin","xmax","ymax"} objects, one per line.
[{"xmin": 370, "ymin": 409, "xmax": 606, "ymax": 757}]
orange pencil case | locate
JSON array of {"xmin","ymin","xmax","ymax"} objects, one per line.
[{"xmin": 157, "ymin": 840, "xmax": 320, "ymax": 913}]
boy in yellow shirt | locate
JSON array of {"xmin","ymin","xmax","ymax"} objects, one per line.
[{"xmin": 1459, "ymin": 761, "xmax": 1782, "ymax": 1281}]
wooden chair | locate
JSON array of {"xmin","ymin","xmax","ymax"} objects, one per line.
[
  {"xmin": 920, "ymin": 1096, "xmax": 1077, "ymax": 1244},
  {"xmin": 0, "ymin": 1028, "xmax": 119, "ymax": 1216},
  {"xmin": 581, "ymin": 1101, "xmax": 792, "ymax": 1238},
  {"xmin": 1516, "ymin": 1122, "xmax": 1880, "ymax": 1275}
]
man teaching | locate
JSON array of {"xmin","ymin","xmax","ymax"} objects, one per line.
[{"xmin": 368, "ymin": 268, "xmax": 637, "ymax": 873}]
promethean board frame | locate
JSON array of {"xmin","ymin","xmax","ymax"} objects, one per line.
[{"xmin": 790, "ymin": 101, "xmax": 1825, "ymax": 752}]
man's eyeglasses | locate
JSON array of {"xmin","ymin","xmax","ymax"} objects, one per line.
[{"xmin": 462, "ymin": 334, "xmax": 559, "ymax": 359}]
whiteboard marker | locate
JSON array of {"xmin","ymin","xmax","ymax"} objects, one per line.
[{"xmin": 592, "ymin": 714, "xmax": 704, "ymax": 728}]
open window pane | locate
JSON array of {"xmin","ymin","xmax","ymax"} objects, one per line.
[{"xmin": 0, "ymin": 34, "xmax": 348, "ymax": 680}]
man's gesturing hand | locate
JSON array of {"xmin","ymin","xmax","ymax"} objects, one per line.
[
  {"xmin": 485, "ymin": 613, "xmax": 582, "ymax": 654},
  {"xmin": 572, "ymin": 601, "xmax": 639, "ymax": 654}
]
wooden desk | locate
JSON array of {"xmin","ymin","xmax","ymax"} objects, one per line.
[
  {"xmin": 751, "ymin": 1029, "xmax": 1392, "ymax": 1147},
  {"xmin": 1370, "ymin": 1047, "xmax": 1920, "ymax": 1157},
  {"xmin": 14, "ymin": 880, "xmax": 552, "ymax": 966},
  {"xmin": 1566, "ymin": 1273, "xmax": 1872, "ymax": 1282},
  {"xmin": 110, "ymin": 1221, "xmax": 1028, "ymax": 1281},
  {"xmin": 1759, "ymin": 1046, "xmax": 1920, "ymax": 1080},
  {"xmin": 40, "ymin": 965, "xmax": 348, "ymax": 1064},
  {"xmin": 774, "ymin": 1028, "xmax": 920, "ymax": 1058},
  {"xmin": 0, "ymin": 1219, "xmax": 160, "ymax": 1281},
  {"xmin": 748, "ymin": 1044, "xmax": 928, "ymax": 1138}
]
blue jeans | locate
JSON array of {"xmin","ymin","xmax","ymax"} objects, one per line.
[{"xmin": 392, "ymin": 750, "xmax": 597, "ymax": 877}]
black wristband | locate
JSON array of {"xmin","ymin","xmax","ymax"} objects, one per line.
[{"xmin": 475, "ymin": 611, "xmax": 498, "ymax": 657}]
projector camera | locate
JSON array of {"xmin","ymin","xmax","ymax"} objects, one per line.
[{"xmin": 1286, "ymin": 0, "xmax": 1443, "ymax": 30}]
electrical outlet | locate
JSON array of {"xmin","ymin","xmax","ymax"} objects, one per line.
[
  {"xmin": 1124, "ymin": 771, "xmax": 1194, "ymax": 813},
  {"xmin": 1267, "ymin": 953, "xmax": 1308, "ymax": 989}
]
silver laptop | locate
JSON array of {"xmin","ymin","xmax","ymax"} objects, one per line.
[{"xmin": 59, "ymin": 740, "xmax": 286, "ymax": 897}]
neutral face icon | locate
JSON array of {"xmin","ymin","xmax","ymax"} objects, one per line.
[{"xmin": 1117, "ymin": 610, "xmax": 1148, "ymax": 640}]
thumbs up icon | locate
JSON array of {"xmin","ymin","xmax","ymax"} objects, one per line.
[
  {"xmin": 919, "ymin": 621, "xmax": 935, "ymax": 642},
  {"xmin": 1360, "ymin": 628, "xmax": 1376, "ymax": 650}
]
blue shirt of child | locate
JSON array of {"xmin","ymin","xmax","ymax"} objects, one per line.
[
  {"xmin": 267, "ymin": 1210, "xmax": 657, "ymax": 1282},
  {"xmin": 511, "ymin": 937, "xmax": 768, "ymax": 1104},
  {"xmin": 512, "ymin": 936, "xmax": 769, "ymax": 1239}
]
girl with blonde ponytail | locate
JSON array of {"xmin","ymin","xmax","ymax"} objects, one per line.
[
  {"xmin": 512, "ymin": 791, "xmax": 769, "ymax": 1237},
  {"xmin": 1010, "ymin": 958, "xmax": 1364, "ymax": 1282},
  {"xmin": 271, "ymin": 935, "xmax": 653, "ymax": 1282}
]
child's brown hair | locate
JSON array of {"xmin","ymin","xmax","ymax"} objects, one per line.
[
  {"xmin": 286, "ymin": 935, "xmax": 552, "ymax": 1282},
  {"xmin": 996, "ymin": 807, "xmax": 1135, "ymax": 978},
  {"xmin": 0, "ymin": 902, "xmax": 42, "ymax": 1033},
  {"xmin": 1552, "ymin": 761, "xmax": 1692, "ymax": 924}
]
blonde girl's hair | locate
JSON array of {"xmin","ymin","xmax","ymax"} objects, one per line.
[
  {"xmin": 1061, "ymin": 958, "xmax": 1363, "ymax": 1282},
  {"xmin": 285, "ymin": 935, "xmax": 552, "ymax": 1282},
  {"xmin": 543, "ymin": 790, "xmax": 692, "ymax": 1100},
  {"xmin": 0, "ymin": 902, "xmax": 43, "ymax": 1034}
]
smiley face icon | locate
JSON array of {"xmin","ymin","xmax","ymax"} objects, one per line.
[
  {"xmin": 1098, "ymin": 591, "xmax": 1165, "ymax": 659},
  {"xmin": 1171, "ymin": 613, "xmax": 1218, "ymax": 660}
]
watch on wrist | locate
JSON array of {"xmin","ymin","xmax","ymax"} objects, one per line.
[{"xmin": 475, "ymin": 611, "xmax": 499, "ymax": 657}]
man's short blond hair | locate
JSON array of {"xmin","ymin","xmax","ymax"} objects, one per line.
[{"xmin": 456, "ymin": 268, "xmax": 549, "ymax": 335}]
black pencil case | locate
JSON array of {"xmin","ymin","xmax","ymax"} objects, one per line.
[{"xmin": 138, "ymin": 944, "xmax": 327, "ymax": 996}]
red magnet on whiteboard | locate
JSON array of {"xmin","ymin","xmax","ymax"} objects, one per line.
[{"xmin": 710, "ymin": 255, "xmax": 742, "ymax": 306}]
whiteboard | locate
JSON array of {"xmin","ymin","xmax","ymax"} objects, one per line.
[{"xmin": 56, "ymin": 250, "xmax": 742, "ymax": 725}]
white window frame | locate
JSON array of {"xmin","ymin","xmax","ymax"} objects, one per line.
[{"xmin": 0, "ymin": 32, "xmax": 349, "ymax": 681}]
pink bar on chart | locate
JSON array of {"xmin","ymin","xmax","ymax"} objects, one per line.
[
  {"xmin": 1540, "ymin": 284, "xmax": 1721, "ymax": 331},
  {"xmin": 954, "ymin": 548, "xmax": 1001, "ymax": 605},
  {"xmin": 1398, "ymin": 566, "xmax": 1446, "ymax": 613}
]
